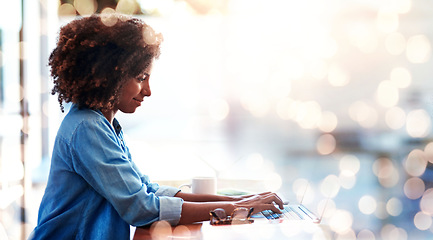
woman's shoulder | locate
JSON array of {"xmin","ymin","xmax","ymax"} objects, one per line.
[
  {"xmin": 59, "ymin": 105, "xmax": 110, "ymax": 135},
  {"xmin": 64, "ymin": 105, "xmax": 104, "ymax": 123}
]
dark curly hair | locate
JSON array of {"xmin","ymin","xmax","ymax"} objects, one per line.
[{"xmin": 49, "ymin": 14, "xmax": 162, "ymax": 112}]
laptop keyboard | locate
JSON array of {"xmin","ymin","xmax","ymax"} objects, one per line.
[{"xmin": 261, "ymin": 206, "xmax": 310, "ymax": 221}]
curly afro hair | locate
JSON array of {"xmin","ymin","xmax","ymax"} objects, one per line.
[{"xmin": 49, "ymin": 14, "xmax": 162, "ymax": 112}]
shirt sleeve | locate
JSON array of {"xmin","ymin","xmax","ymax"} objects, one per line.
[
  {"xmin": 70, "ymin": 118, "xmax": 183, "ymax": 226},
  {"xmin": 129, "ymin": 159, "xmax": 160, "ymax": 194},
  {"xmin": 156, "ymin": 186, "xmax": 183, "ymax": 225}
]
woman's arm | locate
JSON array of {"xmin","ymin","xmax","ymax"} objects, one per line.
[
  {"xmin": 175, "ymin": 191, "xmax": 281, "ymax": 202},
  {"xmin": 174, "ymin": 191, "xmax": 238, "ymax": 202},
  {"xmin": 176, "ymin": 192, "xmax": 284, "ymax": 225}
]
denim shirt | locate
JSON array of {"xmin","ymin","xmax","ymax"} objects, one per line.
[{"xmin": 30, "ymin": 104, "xmax": 183, "ymax": 240}]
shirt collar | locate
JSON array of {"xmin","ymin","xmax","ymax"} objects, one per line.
[{"xmin": 112, "ymin": 118, "xmax": 122, "ymax": 135}]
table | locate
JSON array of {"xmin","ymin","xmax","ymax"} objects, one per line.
[
  {"xmin": 134, "ymin": 219, "xmax": 331, "ymax": 240},
  {"xmin": 134, "ymin": 222, "xmax": 203, "ymax": 240}
]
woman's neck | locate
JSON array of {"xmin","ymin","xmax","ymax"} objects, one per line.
[{"xmin": 101, "ymin": 109, "xmax": 117, "ymax": 125}]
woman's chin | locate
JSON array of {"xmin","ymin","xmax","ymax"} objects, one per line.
[{"xmin": 120, "ymin": 108, "xmax": 137, "ymax": 114}]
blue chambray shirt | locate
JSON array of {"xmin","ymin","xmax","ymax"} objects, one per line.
[{"xmin": 30, "ymin": 104, "xmax": 183, "ymax": 240}]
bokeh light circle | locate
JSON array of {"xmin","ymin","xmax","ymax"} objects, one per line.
[
  {"xmin": 424, "ymin": 142, "xmax": 433, "ymax": 164},
  {"xmin": 414, "ymin": 211, "xmax": 432, "ymax": 230},
  {"xmin": 359, "ymin": 195, "xmax": 377, "ymax": 215},
  {"xmin": 406, "ymin": 34, "xmax": 431, "ymax": 63},
  {"xmin": 386, "ymin": 197, "xmax": 403, "ymax": 216},
  {"xmin": 339, "ymin": 170, "xmax": 356, "ymax": 189},
  {"xmin": 357, "ymin": 229, "xmax": 376, "ymax": 240},
  {"xmin": 404, "ymin": 149, "xmax": 427, "ymax": 177},
  {"xmin": 317, "ymin": 134, "xmax": 336, "ymax": 155},
  {"xmin": 320, "ymin": 174, "xmax": 340, "ymax": 198},
  {"xmin": 74, "ymin": 0, "xmax": 97, "ymax": 16},
  {"xmin": 373, "ymin": 157, "xmax": 399, "ymax": 188},
  {"xmin": 376, "ymin": 80, "xmax": 399, "ymax": 108},
  {"xmin": 420, "ymin": 188, "xmax": 433, "ymax": 216},
  {"xmin": 318, "ymin": 111, "xmax": 338, "ymax": 133},
  {"xmin": 406, "ymin": 109, "xmax": 431, "ymax": 138},
  {"xmin": 101, "ymin": 8, "xmax": 118, "ymax": 27},
  {"xmin": 339, "ymin": 155, "xmax": 360, "ymax": 174},
  {"xmin": 329, "ymin": 210, "xmax": 353, "ymax": 234},
  {"xmin": 380, "ymin": 224, "xmax": 407, "ymax": 240},
  {"xmin": 403, "ymin": 177, "xmax": 425, "ymax": 200}
]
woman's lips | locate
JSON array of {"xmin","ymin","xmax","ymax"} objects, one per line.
[{"xmin": 133, "ymin": 98, "xmax": 142, "ymax": 106}]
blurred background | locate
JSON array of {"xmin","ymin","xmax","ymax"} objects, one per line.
[{"xmin": 1, "ymin": 0, "xmax": 433, "ymax": 239}]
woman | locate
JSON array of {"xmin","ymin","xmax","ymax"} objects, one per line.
[{"xmin": 30, "ymin": 14, "xmax": 283, "ymax": 240}]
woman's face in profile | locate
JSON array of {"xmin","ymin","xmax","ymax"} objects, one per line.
[{"xmin": 116, "ymin": 65, "xmax": 153, "ymax": 114}]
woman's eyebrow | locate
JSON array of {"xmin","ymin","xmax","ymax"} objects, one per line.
[{"xmin": 137, "ymin": 73, "xmax": 150, "ymax": 79}]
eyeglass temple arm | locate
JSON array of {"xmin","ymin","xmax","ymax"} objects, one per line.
[
  {"xmin": 210, "ymin": 211, "xmax": 221, "ymax": 220},
  {"xmin": 246, "ymin": 208, "xmax": 254, "ymax": 218}
]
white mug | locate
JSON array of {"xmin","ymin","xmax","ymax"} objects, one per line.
[{"xmin": 179, "ymin": 177, "xmax": 217, "ymax": 195}]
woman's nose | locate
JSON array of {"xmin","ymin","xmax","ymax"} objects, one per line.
[{"xmin": 142, "ymin": 83, "xmax": 151, "ymax": 96}]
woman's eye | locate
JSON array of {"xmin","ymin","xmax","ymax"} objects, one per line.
[{"xmin": 138, "ymin": 74, "xmax": 149, "ymax": 82}]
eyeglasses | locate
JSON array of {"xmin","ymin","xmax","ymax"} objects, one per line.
[{"xmin": 209, "ymin": 207, "xmax": 254, "ymax": 225}]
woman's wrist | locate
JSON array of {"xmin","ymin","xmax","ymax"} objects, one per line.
[{"xmin": 221, "ymin": 195, "xmax": 240, "ymax": 201}]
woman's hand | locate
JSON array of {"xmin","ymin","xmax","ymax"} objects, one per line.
[
  {"xmin": 177, "ymin": 192, "xmax": 284, "ymax": 224},
  {"xmin": 232, "ymin": 192, "xmax": 284, "ymax": 214}
]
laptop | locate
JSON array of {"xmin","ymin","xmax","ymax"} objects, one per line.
[
  {"xmin": 252, "ymin": 182, "xmax": 328, "ymax": 224},
  {"xmin": 201, "ymin": 183, "xmax": 330, "ymax": 240}
]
